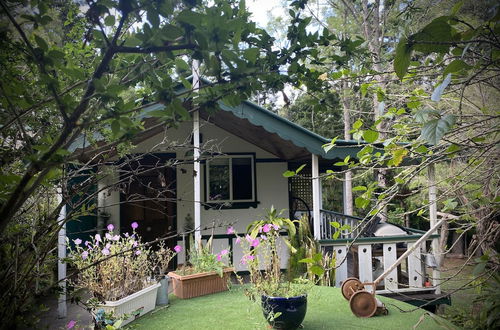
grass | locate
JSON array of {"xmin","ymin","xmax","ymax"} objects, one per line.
[
  {"xmin": 440, "ymin": 258, "xmax": 478, "ymax": 309},
  {"xmin": 125, "ymin": 285, "xmax": 456, "ymax": 330},
  {"xmin": 439, "ymin": 257, "xmax": 481, "ymax": 326}
]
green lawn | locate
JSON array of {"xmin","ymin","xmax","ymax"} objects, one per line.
[
  {"xmin": 126, "ymin": 285, "xmax": 455, "ymax": 330},
  {"xmin": 439, "ymin": 258, "xmax": 480, "ymax": 326},
  {"xmin": 439, "ymin": 258, "xmax": 477, "ymax": 310}
]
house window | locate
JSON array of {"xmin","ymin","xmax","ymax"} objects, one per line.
[{"xmin": 206, "ymin": 155, "xmax": 256, "ymax": 204}]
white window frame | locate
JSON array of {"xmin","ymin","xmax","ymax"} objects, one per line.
[{"xmin": 206, "ymin": 154, "xmax": 256, "ymax": 203}]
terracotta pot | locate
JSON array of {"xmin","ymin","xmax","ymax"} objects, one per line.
[{"xmin": 167, "ymin": 268, "xmax": 234, "ymax": 299}]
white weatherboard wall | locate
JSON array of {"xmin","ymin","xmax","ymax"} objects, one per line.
[
  {"xmin": 97, "ymin": 166, "xmax": 120, "ymax": 231},
  {"xmin": 106, "ymin": 119, "xmax": 290, "ymax": 270}
]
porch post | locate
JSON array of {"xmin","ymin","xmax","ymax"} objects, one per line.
[
  {"xmin": 428, "ymin": 163, "xmax": 441, "ymax": 294},
  {"xmin": 343, "ymin": 171, "xmax": 353, "ymax": 215},
  {"xmin": 193, "ymin": 60, "xmax": 201, "ymax": 241},
  {"xmin": 312, "ymin": 154, "xmax": 321, "ymax": 240},
  {"xmin": 57, "ymin": 190, "xmax": 67, "ymax": 318}
]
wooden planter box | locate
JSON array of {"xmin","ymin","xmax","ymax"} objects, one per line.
[{"xmin": 168, "ymin": 268, "xmax": 234, "ymax": 299}]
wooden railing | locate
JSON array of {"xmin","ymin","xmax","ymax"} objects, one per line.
[{"xmin": 319, "ymin": 228, "xmax": 440, "ymax": 294}]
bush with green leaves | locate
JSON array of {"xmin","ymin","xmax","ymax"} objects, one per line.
[{"xmin": 176, "ymin": 235, "xmax": 229, "ymax": 277}]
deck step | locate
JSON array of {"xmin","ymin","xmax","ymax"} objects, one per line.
[{"xmin": 381, "ymin": 291, "xmax": 451, "ymax": 307}]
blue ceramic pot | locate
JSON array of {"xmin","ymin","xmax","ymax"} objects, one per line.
[{"xmin": 261, "ymin": 294, "xmax": 307, "ymax": 330}]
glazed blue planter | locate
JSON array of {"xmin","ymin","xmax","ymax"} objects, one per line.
[{"xmin": 261, "ymin": 294, "xmax": 307, "ymax": 330}]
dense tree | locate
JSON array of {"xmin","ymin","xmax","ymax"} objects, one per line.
[{"xmin": 0, "ymin": 0, "xmax": 329, "ymax": 326}]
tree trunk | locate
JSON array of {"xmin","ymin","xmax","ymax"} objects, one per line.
[{"xmin": 342, "ymin": 81, "xmax": 353, "ymax": 215}]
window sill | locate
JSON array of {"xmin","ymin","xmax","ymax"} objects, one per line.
[{"xmin": 204, "ymin": 201, "xmax": 260, "ymax": 210}]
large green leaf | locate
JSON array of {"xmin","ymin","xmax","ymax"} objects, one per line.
[
  {"xmin": 443, "ymin": 59, "xmax": 471, "ymax": 76},
  {"xmin": 394, "ymin": 37, "xmax": 412, "ymax": 80},
  {"xmin": 412, "ymin": 18, "xmax": 454, "ymax": 54},
  {"xmin": 363, "ymin": 130, "xmax": 379, "ymax": 143},
  {"xmin": 420, "ymin": 114, "xmax": 456, "ymax": 145}
]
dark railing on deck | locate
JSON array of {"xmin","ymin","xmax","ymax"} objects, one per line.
[{"xmin": 319, "ymin": 209, "xmax": 364, "ymax": 240}]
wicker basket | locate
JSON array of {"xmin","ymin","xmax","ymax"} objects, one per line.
[{"xmin": 168, "ymin": 268, "xmax": 234, "ymax": 299}]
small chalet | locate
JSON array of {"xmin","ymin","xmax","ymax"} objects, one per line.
[{"xmin": 66, "ymin": 76, "xmax": 448, "ymax": 308}]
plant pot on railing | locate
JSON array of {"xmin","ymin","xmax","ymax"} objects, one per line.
[
  {"xmin": 94, "ymin": 282, "xmax": 161, "ymax": 328},
  {"xmin": 168, "ymin": 268, "xmax": 234, "ymax": 299},
  {"xmin": 261, "ymin": 294, "xmax": 308, "ymax": 330}
]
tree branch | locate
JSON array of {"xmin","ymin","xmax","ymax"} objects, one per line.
[{"xmin": 114, "ymin": 44, "xmax": 196, "ymax": 53}]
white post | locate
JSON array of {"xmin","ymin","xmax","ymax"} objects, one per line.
[
  {"xmin": 343, "ymin": 171, "xmax": 353, "ymax": 215},
  {"xmin": 312, "ymin": 154, "xmax": 321, "ymax": 240},
  {"xmin": 193, "ymin": 59, "xmax": 201, "ymax": 241},
  {"xmin": 428, "ymin": 163, "xmax": 441, "ymax": 294},
  {"xmin": 57, "ymin": 191, "xmax": 67, "ymax": 318}
]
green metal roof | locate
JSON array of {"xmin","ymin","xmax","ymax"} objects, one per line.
[
  {"xmin": 70, "ymin": 77, "xmax": 380, "ymax": 161},
  {"xmin": 217, "ymin": 98, "xmax": 371, "ymax": 160}
]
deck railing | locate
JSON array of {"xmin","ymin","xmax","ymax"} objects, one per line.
[
  {"xmin": 175, "ymin": 210, "xmax": 440, "ymax": 295},
  {"xmin": 319, "ymin": 209, "xmax": 364, "ymax": 239},
  {"xmin": 176, "ymin": 232, "xmax": 289, "ymax": 271},
  {"xmin": 319, "ymin": 228, "xmax": 440, "ymax": 294}
]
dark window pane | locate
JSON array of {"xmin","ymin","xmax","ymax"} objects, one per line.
[
  {"xmin": 232, "ymin": 157, "xmax": 253, "ymax": 200},
  {"xmin": 209, "ymin": 158, "xmax": 230, "ymax": 200}
]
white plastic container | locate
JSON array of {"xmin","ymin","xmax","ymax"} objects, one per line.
[{"xmin": 95, "ymin": 282, "xmax": 161, "ymax": 327}]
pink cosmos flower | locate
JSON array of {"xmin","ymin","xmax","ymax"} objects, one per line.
[
  {"xmin": 66, "ymin": 320, "xmax": 76, "ymax": 329},
  {"xmin": 112, "ymin": 235, "xmax": 120, "ymax": 241},
  {"xmin": 226, "ymin": 226, "xmax": 235, "ymax": 235},
  {"xmin": 102, "ymin": 248, "xmax": 110, "ymax": 256},
  {"xmin": 124, "ymin": 232, "xmax": 129, "ymax": 238},
  {"xmin": 105, "ymin": 233, "xmax": 113, "ymax": 240},
  {"xmin": 245, "ymin": 234, "xmax": 253, "ymax": 243},
  {"xmin": 174, "ymin": 245, "xmax": 182, "ymax": 253},
  {"xmin": 235, "ymin": 237, "xmax": 241, "ymax": 244},
  {"xmin": 220, "ymin": 249, "xmax": 229, "ymax": 256},
  {"xmin": 107, "ymin": 223, "xmax": 114, "ymax": 231},
  {"xmin": 95, "ymin": 234, "xmax": 101, "ymax": 242},
  {"xmin": 84, "ymin": 241, "xmax": 90, "ymax": 247},
  {"xmin": 131, "ymin": 222, "xmax": 139, "ymax": 229},
  {"xmin": 251, "ymin": 238, "xmax": 260, "ymax": 248},
  {"xmin": 135, "ymin": 250, "xmax": 141, "ymax": 255},
  {"xmin": 81, "ymin": 251, "xmax": 88, "ymax": 260},
  {"xmin": 217, "ymin": 254, "xmax": 222, "ymax": 261},
  {"xmin": 74, "ymin": 238, "xmax": 82, "ymax": 245},
  {"xmin": 262, "ymin": 224, "xmax": 271, "ymax": 233},
  {"xmin": 105, "ymin": 243, "xmax": 111, "ymax": 250},
  {"xmin": 240, "ymin": 255, "xmax": 255, "ymax": 264}
]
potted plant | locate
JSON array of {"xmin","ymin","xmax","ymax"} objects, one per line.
[
  {"xmin": 152, "ymin": 241, "xmax": 181, "ymax": 306},
  {"xmin": 168, "ymin": 235, "xmax": 233, "ymax": 299},
  {"xmin": 237, "ymin": 207, "xmax": 313, "ymax": 330},
  {"xmin": 68, "ymin": 222, "xmax": 177, "ymax": 328}
]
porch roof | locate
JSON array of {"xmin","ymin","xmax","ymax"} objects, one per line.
[
  {"xmin": 139, "ymin": 83, "xmax": 372, "ymax": 162},
  {"xmin": 69, "ymin": 78, "xmax": 382, "ymax": 162}
]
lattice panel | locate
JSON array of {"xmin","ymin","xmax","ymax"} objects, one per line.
[{"xmin": 289, "ymin": 166, "xmax": 312, "ymax": 210}]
